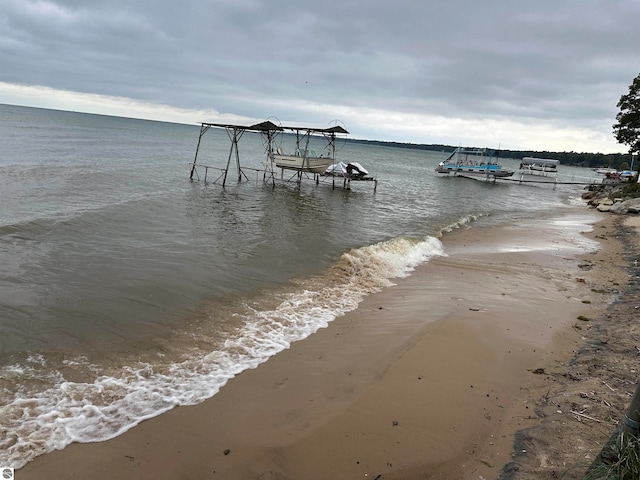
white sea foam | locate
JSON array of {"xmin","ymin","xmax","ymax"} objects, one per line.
[
  {"xmin": 438, "ymin": 213, "xmax": 484, "ymax": 235},
  {"xmin": 548, "ymin": 216, "xmax": 601, "ymax": 253},
  {"xmin": 0, "ymin": 234, "xmax": 444, "ymax": 469}
]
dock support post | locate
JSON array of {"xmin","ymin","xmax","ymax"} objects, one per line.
[
  {"xmin": 222, "ymin": 127, "xmax": 245, "ymax": 187},
  {"xmin": 190, "ymin": 124, "xmax": 210, "ymax": 179}
]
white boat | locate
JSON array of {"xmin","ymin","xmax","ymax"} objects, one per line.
[
  {"xmin": 435, "ymin": 147, "xmax": 514, "ymax": 180},
  {"xmin": 273, "ymin": 148, "xmax": 333, "ymax": 174},
  {"xmin": 513, "ymin": 157, "xmax": 560, "ymax": 183},
  {"xmin": 324, "ymin": 161, "xmax": 370, "ymax": 178},
  {"xmin": 601, "ymin": 169, "xmax": 638, "ymax": 184},
  {"xmin": 269, "ymin": 124, "xmax": 349, "ymax": 176},
  {"xmin": 594, "ymin": 168, "xmax": 617, "ymax": 176}
]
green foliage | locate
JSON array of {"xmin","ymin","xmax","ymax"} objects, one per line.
[
  {"xmin": 613, "ymin": 72, "xmax": 640, "ymax": 155},
  {"xmin": 621, "ymin": 181, "xmax": 640, "ymax": 198}
]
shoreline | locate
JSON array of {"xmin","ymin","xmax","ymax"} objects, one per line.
[
  {"xmin": 501, "ymin": 214, "xmax": 640, "ymax": 479},
  {"xmin": 17, "ymin": 211, "xmax": 636, "ymax": 479}
]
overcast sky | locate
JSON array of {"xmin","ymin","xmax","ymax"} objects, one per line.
[{"xmin": 1, "ymin": 0, "xmax": 638, "ymax": 153}]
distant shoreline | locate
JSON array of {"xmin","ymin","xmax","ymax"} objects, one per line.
[
  {"xmin": 346, "ymin": 136, "xmax": 634, "ymax": 169},
  {"xmin": 0, "ymin": 102, "xmax": 631, "ymax": 164}
]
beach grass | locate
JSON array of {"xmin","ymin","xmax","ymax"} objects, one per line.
[{"xmin": 582, "ymin": 432, "xmax": 640, "ymax": 480}]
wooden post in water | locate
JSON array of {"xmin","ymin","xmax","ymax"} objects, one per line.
[
  {"xmin": 190, "ymin": 123, "xmax": 210, "ymax": 180},
  {"xmin": 222, "ymin": 127, "xmax": 245, "ymax": 187}
]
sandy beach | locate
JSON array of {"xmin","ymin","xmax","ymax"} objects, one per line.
[{"xmin": 17, "ymin": 211, "xmax": 639, "ymax": 480}]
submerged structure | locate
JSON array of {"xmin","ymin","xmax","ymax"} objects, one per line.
[{"xmin": 189, "ymin": 120, "xmax": 377, "ymax": 191}]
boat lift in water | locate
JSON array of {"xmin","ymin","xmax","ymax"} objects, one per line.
[
  {"xmin": 189, "ymin": 120, "xmax": 281, "ymax": 186},
  {"xmin": 188, "ymin": 120, "xmax": 377, "ymax": 191}
]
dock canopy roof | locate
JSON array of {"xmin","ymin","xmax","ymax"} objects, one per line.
[
  {"xmin": 521, "ymin": 157, "xmax": 560, "ymax": 166},
  {"xmin": 200, "ymin": 121, "xmax": 348, "ymax": 135},
  {"xmin": 200, "ymin": 121, "xmax": 282, "ymax": 132},
  {"xmin": 248, "ymin": 120, "xmax": 283, "ymax": 131},
  {"xmin": 323, "ymin": 125, "xmax": 349, "ymax": 134}
]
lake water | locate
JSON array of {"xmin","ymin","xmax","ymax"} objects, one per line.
[{"xmin": 0, "ymin": 103, "xmax": 601, "ymax": 467}]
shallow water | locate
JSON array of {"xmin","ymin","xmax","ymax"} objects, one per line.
[{"xmin": 0, "ymin": 103, "xmax": 601, "ymax": 467}]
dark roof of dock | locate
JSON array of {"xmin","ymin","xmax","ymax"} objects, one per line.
[{"xmin": 201, "ymin": 121, "xmax": 348, "ymax": 135}]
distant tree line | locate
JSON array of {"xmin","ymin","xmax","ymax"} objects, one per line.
[
  {"xmin": 347, "ymin": 138, "xmax": 637, "ymax": 171},
  {"xmin": 346, "ymin": 138, "xmax": 453, "ymax": 153},
  {"xmin": 347, "ymin": 72, "xmax": 640, "ymax": 173},
  {"xmin": 496, "ymin": 149, "xmax": 636, "ymax": 170}
]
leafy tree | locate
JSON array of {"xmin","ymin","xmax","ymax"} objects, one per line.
[{"xmin": 613, "ymin": 72, "xmax": 640, "ymax": 154}]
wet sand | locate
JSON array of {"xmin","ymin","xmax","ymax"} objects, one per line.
[{"xmin": 19, "ymin": 211, "xmax": 632, "ymax": 480}]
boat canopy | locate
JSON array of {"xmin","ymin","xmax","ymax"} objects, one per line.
[
  {"xmin": 521, "ymin": 157, "xmax": 560, "ymax": 167},
  {"xmin": 200, "ymin": 121, "xmax": 348, "ymax": 135}
]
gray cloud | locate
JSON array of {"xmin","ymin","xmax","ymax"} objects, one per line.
[{"xmin": 1, "ymin": 0, "xmax": 639, "ymax": 151}]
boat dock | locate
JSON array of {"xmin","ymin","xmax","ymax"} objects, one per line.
[
  {"xmin": 188, "ymin": 120, "xmax": 377, "ymax": 191},
  {"xmin": 435, "ymin": 149, "xmax": 605, "ymax": 186}
]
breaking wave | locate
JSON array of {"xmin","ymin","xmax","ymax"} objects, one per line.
[{"xmin": 1, "ymin": 233, "xmax": 444, "ymax": 468}]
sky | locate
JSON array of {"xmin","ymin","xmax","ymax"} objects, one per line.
[{"xmin": 1, "ymin": 0, "xmax": 639, "ymax": 154}]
